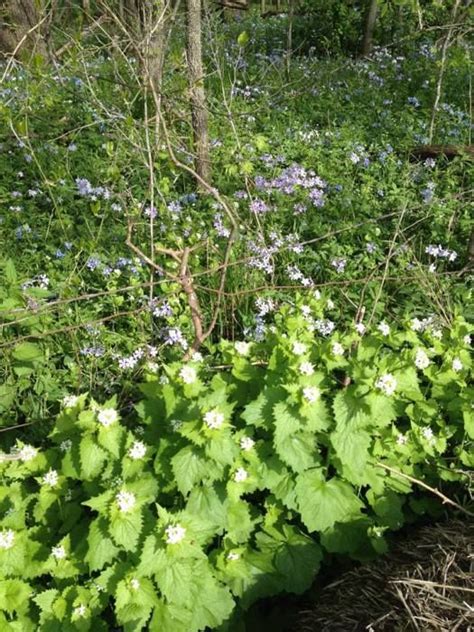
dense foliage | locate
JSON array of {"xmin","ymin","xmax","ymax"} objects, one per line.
[
  {"xmin": 0, "ymin": 3, "xmax": 472, "ymax": 630},
  {"xmin": 1, "ymin": 299, "xmax": 472, "ymax": 629}
]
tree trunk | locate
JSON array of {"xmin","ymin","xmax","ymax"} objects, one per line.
[
  {"xmin": 186, "ymin": 0, "xmax": 211, "ymax": 186},
  {"xmin": 361, "ymin": 0, "xmax": 378, "ymax": 56},
  {"xmin": 0, "ymin": 0, "xmax": 48, "ymax": 57}
]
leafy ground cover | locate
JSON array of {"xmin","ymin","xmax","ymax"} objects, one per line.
[{"xmin": 0, "ymin": 8, "xmax": 473, "ymax": 631}]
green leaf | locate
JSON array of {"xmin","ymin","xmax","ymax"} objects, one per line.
[
  {"xmin": 296, "ymin": 470, "xmax": 363, "ymax": 532},
  {"xmin": 80, "ymin": 435, "xmax": 107, "ymax": 480},
  {"xmin": 171, "ymin": 446, "xmax": 209, "ymax": 496},
  {"xmin": 0, "ymin": 579, "xmax": 32, "ymax": 613},
  {"xmin": 331, "ymin": 424, "xmax": 372, "ymax": 484},
  {"xmin": 237, "ymin": 31, "xmax": 249, "ymax": 46},
  {"xmin": 273, "ymin": 402, "xmax": 319, "ymax": 473},
  {"xmin": 109, "ymin": 508, "xmax": 143, "ymax": 551},
  {"xmin": 33, "ymin": 589, "xmax": 59, "ymax": 617},
  {"xmin": 85, "ymin": 519, "xmax": 119, "ymax": 571},
  {"xmin": 258, "ymin": 525, "xmax": 322, "ymax": 594},
  {"xmin": 97, "ymin": 423, "xmax": 124, "ymax": 459},
  {"xmin": 224, "ymin": 500, "xmax": 255, "ymax": 542},
  {"xmin": 12, "ymin": 342, "xmax": 43, "ymax": 362},
  {"xmin": 4, "ymin": 259, "xmax": 17, "ymax": 285}
]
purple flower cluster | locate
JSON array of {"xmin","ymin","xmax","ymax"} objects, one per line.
[
  {"xmin": 163, "ymin": 327, "xmax": 188, "ymax": 350},
  {"xmin": 425, "ymin": 244, "xmax": 457, "ymax": 262},
  {"xmin": 75, "ymin": 178, "xmax": 110, "ymax": 200},
  {"xmin": 150, "ymin": 299, "xmax": 173, "ymax": 318},
  {"xmin": 80, "ymin": 345, "xmax": 105, "ymax": 357}
]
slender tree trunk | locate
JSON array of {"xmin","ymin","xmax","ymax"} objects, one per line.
[
  {"xmin": 0, "ymin": 0, "xmax": 48, "ymax": 57},
  {"xmin": 361, "ymin": 0, "xmax": 378, "ymax": 56},
  {"xmin": 186, "ymin": 0, "xmax": 211, "ymax": 186}
]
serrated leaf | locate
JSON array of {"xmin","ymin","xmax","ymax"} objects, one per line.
[
  {"xmin": 80, "ymin": 435, "xmax": 107, "ymax": 480},
  {"xmin": 0, "ymin": 579, "xmax": 32, "ymax": 613},
  {"xmin": 85, "ymin": 519, "xmax": 119, "ymax": 571},
  {"xmin": 224, "ymin": 500, "xmax": 255, "ymax": 542},
  {"xmin": 331, "ymin": 425, "xmax": 372, "ymax": 484},
  {"xmin": 296, "ymin": 470, "xmax": 363, "ymax": 532},
  {"xmin": 171, "ymin": 446, "xmax": 207, "ymax": 496},
  {"xmin": 97, "ymin": 423, "xmax": 124, "ymax": 459},
  {"xmin": 109, "ymin": 508, "xmax": 143, "ymax": 551}
]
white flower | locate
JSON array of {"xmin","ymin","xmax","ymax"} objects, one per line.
[
  {"xmin": 292, "ymin": 342, "xmax": 307, "ymax": 355},
  {"xmin": 234, "ymin": 467, "xmax": 248, "ymax": 483},
  {"xmin": 62, "ymin": 395, "xmax": 79, "ymax": 408},
  {"xmin": 397, "ymin": 433, "xmax": 408, "ymax": 445},
  {"xmin": 411, "ymin": 317, "xmax": 423, "ymax": 332},
  {"xmin": 146, "ymin": 361, "xmax": 159, "ymax": 372},
  {"xmin": 377, "ymin": 321, "xmax": 390, "ymax": 336},
  {"xmin": 331, "ymin": 342, "xmax": 344, "ymax": 356},
  {"xmin": 240, "ymin": 437, "xmax": 255, "ymax": 451},
  {"xmin": 18, "ymin": 444, "xmax": 38, "ymax": 462},
  {"xmin": 227, "ymin": 552, "xmax": 240, "ymax": 561},
  {"xmin": 204, "ymin": 409, "xmax": 225, "ymax": 430},
  {"xmin": 422, "ymin": 427, "xmax": 434, "ymax": 442},
  {"xmin": 463, "ymin": 334, "xmax": 471, "ymax": 346},
  {"xmin": 313, "ymin": 289, "xmax": 321, "ymax": 300},
  {"xmin": 235, "ymin": 341, "xmax": 251, "ymax": 356},
  {"xmin": 73, "ymin": 604, "xmax": 87, "ymax": 618},
  {"xmin": 60, "ymin": 440, "xmax": 72, "ymax": 452},
  {"xmin": 355, "ymin": 323, "xmax": 366, "ymax": 335},
  {"xmin": 431, "ymin": 328, "xmax": 442, "ymax": 339},
  {"xmin": 414, "ymin": 349, "xmax": 430, "ymax": 369},
  {"xmin": 179, "ymin": 366, "xmax": 197, "ymax": 384},
  {"xmin": 165, "ymin": 524, "xmax": 186, "ymax": 544},
  {"xmin": 192, "ymin": 352, "xmax": 203, "ymax": 362},
  {"xmin": 299, "ymin": 361, "xmax": 314, "ymax": 376},
  {"xmin": 130, "ymin": 578, "xmax": 140, "ymax": 591},
  {"xmin": 301, "ymin": 305, "xmax": 311, "ymax": 317},
  {"xmin": 97, "ymin": 408, "xmax": 118, "ymax": 427},
  {"xmin": 116, "ymin": 490, "xmax": 136, "ymax": 513},
  {"xmin": 428, "ymin": 263, "xmax": 436, "ymax": 273},
  {"xmin": 327, "ymin": 299, "xmax": 335, "ymax": 309},
  {"xmin": 452, "ymin": 357, "xmax": 463, "ymax": 372},
  {"xmin": 128, "ymin": 441, "xmax": 147, "ymax": 460},
  {"xmin": 51, "ymin": 545, "xmax": 66, "ymax": 560},
  {"xmin": 0, "ymin": 529, "xmax": 15, "ymax": 550},
  {"xmin": 302, "ymin": 386, "xmax": 321, "ymax": 403},
  {"xmin": 375, "ymin": 374, "xmax": 397, "ymax": 396},
  {"xmin": 43, "ymin": 469, "xmax": 59, "ymax": 487}
]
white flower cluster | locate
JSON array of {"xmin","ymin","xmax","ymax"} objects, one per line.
[
  {"xmin": 235, "ymin": 341, "xmax": 251, "ymax": 356},
  {"xmin": 18, "ymin": 444, "xmax": 38, "ymax": 462},
  {"xmin": 299, "ymin": 361, "xmax": 314, "ymax": 376},
  {"xmin": 355, "ymin": 323, "xmax": 366, "ymax": 335},
  {"xmin": 130, "ymin": 578, "xmax": 140, "ymax": 591},
  {"xmin": 73, "ymin": 604, "xmax": 87, "ymax": 618},
  {"xmin": 411, "ymin": 315, "xmax": 435, "ymax": 333},
  {"xmin": 0, "ymin": 529, "xmax": 15, "ymax": 550},
  {"xmin": 397, "ymin": 433, "xmax": 408, "ymax": 446},
  {"xmin": 302, "ymin": 386, "xmax": 321, "ymax": 403},
  {"xmin": 62, "ymin": 395, "xmax": 80, "ymax": 408},
  {"xmin": 377, "ymin": 321, "xmax": 390, "ymax": 336},
  {"xmin": 414, "ymin": 349, "xmax": 430, "ymax": 369},
  {"xmin": 179, "ymin": 366, "xmax": 197, "ymax": 384},
  {"xmin": 43, "ymin": 469, "xmax": 59, "ymax": 487},
  {"xmin": 331, "ymin": 342, "xmax": 344, "ymax": 356},
  {"xmin": 204, "ymin": 409, "xmax": 225, "ymax": 430},
  {"xmin": 97, "ymin": 408, "xmax": 118, "ymax": 427},
  {"xmin": 422, "ymin": 427, "xmax": 434, "ymax": 442},
  {"xmin": 51, "ymin": 545, "xmax": 66, "ymax": 560},
  {"xmin": 116, "ymin": 490, "xmax": 136, "ymax": 513},
  {"xmin": 452, "ymin": 357, "xmax": 463, "ymax": 372},
  {"xmin": 234, "ymin": 467, "xmax": 248, "ymax": 483},
  {"xmin": 128, "ymin": 441, "xmax": 147, "ymax": 460},
  {"xmin": 292, "ymin": 342, "xmax": 307, "ymax": 355},
  {"xmin": 240, "ymin": 437, "xmax": 255, "ymax": 451},
  {"xmin": 375, "ymin": 373, "xmax": 397, "ymax": 396},
  {"xmin": 227, "ymin": 551, "xmax": 240, "ymax": 561},
  {"xmin": 165, "ymin": 524, "xmax": 186, "ymax": 544}
]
